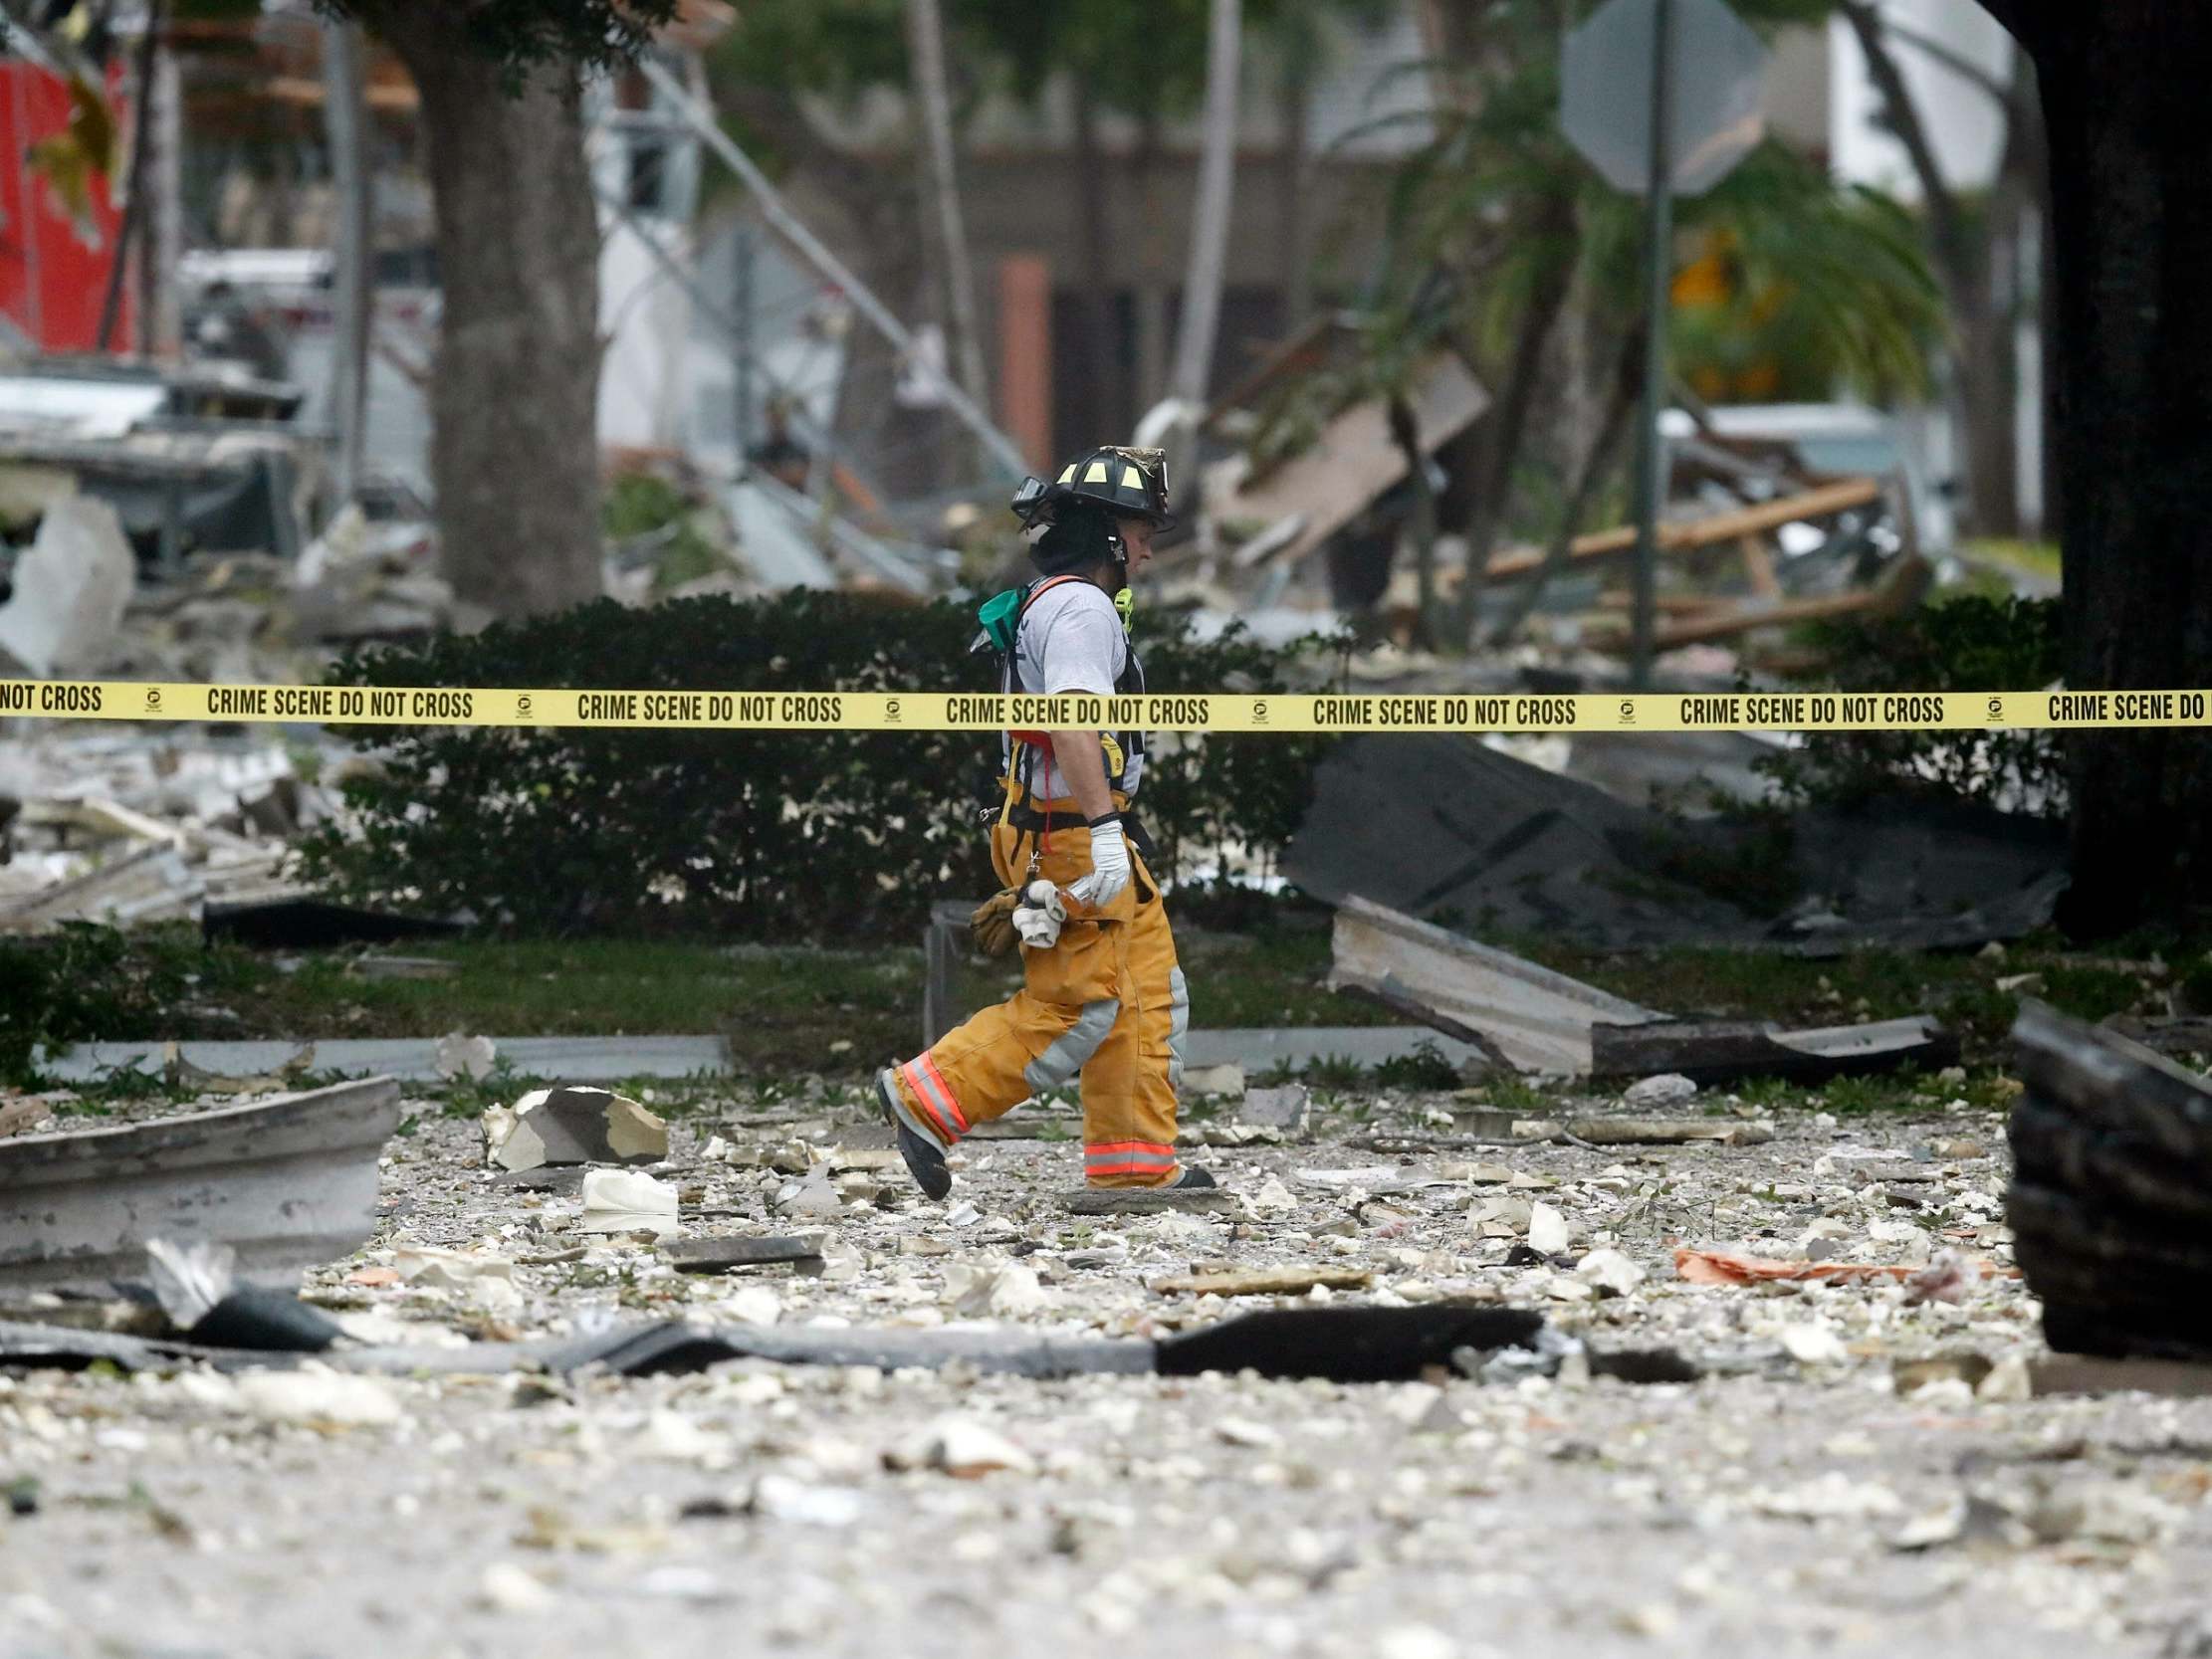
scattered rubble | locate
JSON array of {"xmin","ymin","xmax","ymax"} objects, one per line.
[
  {"xmin": 1, "ymin": 1012, "xmax": 2206, "ymax": 1654},
  {"xmin": 0, "ymin": 495, "xmax": 133, "ymax": 676}
]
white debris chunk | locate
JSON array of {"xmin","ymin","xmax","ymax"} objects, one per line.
[
  {"xmin": 435, "ymin": 1032, "xmax": 498, "ymax": 1082},
  {"xmin": 1177, "ymin": 1063, "xmax": 1243, "ymax": 1100},
  {"xmin": 890, "ymin": 1417, "xmax": 1035, "ymax": 1478},
  {"xmin": 484, "ymin": 1085, "xmax": 668, "ymax": 1170},
  {"xmin": 234, "ymin": 1366, "xmax": 402, "ymax": 1427},
  {"xmin": 1777, "ymin": 1323, "xmax": 1847, "ymax": 1365},
  {"xmin": 477, "ymin": 1561, "xmax": 557, "ymax": 1614},
  {"xmin": 0, "ymin": 496, "xmax": 133, "ymax": 675},
  {"xmin": 1527, "ymin": 1201, "xmax": 1571, "ymax": 1256},
  {"xmin": 1623, "ymin": 1073, "xmax": 1698, "ymax": 1109},
  {"xmin": 577, "ymin": 1168, "xmax": 679, "ymax": 1239},
  {"xmin": 1574, "ymin": 1247, "xmax": 1646, "ymax": 1295}
]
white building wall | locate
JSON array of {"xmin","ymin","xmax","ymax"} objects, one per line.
[{"xmin": 1829, "ymin": 1, "xmax": 2014, "ymax": 197}]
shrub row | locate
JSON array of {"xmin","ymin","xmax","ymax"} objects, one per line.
[{"xmin": 300, "ymin": 592, "xmax": 1343, "ymax": 939}]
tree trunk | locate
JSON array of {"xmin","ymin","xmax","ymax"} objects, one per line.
[
  {"xmin": 1279, "ymin": 33, "xmax": 1314, "ymax": 332},
  {"xmin": 1450, "ymin": 198, "xmax": 1579, "ymax": 649},
  {"xmin": 905, "ymin": 0, "xmax": 988, "ymax": 410},
  {"xmin": 1171, "ymin": 0, "xmax": 1243, "ymax": 405},
  {"xmin": 1391, "ymin": 395, "xmax": 1439, "ymax": 649},
  {"xmin": 322, "ymin": 15, "xmax": 372, "ymax": 505},
  {"xmin": 1484, "ymin": 328, "xmax": 1642, "ymax": 647},
  {"xmin": 1070, "ymin": 94, "xmax": 1118, "ymax": 445},
  {"xmin": 2027, "ymin": 7, "xmax": 2212, "ymax": 934},
  {"xmin": 373, "ymin": 18, "xmax": 603, "ymax": 618}
]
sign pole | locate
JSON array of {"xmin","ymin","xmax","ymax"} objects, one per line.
[{"xmin": 1629, "ymin": 0, "xmax": 1676, "ymax": 691}]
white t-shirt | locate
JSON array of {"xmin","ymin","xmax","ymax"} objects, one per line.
[{"xmin": 1009, "ymin": 578, "xmax": 1144, "ymax": 796}]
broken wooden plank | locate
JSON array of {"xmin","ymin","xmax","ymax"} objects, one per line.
[
  {"xmin": 1590, "ymin": 1014, "xmax": 1957, "ymax": 1086},
  {"xmin": 1149, "ymin": 1267, "xmax": 1374, "ymax": 1298},
  {"xmin": 1482, "ymin": 476, "xmax": 1884, "ymax": 582},
  {"xmin": 1328, "ymin": 897, "xmax": 1660, "ymax": 1076},
  {"xmin": 0, "ymin": 842, "xmax": 203, "ymax": 933},
  {"xmin": 1588, "ymin": 553, "xmax": 1932, "ymax": 652},
  {"xmin": 1563, "ymin": 1118, "xmax": 1774, "ymax": 1146},
  {"xmin": 1214, "ymin": 350, "xmax": 1490, "ymax": 570},
  {"xmin": 0, "ymin": 1078, "xmax": 402, "ymax": 1294}
]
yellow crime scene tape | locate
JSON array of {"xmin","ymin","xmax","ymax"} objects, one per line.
[{"xmin": 2, "ymin": 679, "xmax": 2206, "ymax": 732}]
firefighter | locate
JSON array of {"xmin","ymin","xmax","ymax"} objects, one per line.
[{"xmin": 875, "ymin": 446, "xmax": 1211, "ymax": 1200}]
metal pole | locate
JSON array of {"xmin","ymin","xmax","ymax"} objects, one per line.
[
  {"xmin": 637, "ymin": 56, "xmax": 1031, "ymax": 482},
  {"xmin": 1629, "ymin": 0, "xmax": 1676, "ymax": 691},
  {"xmin": 734, "ymin": 221, "xmax": 756, "ymax": 460}
]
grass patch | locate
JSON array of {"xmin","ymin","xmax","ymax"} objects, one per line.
[{"xmin": 1959, "ymin": 537, "xmax": 2062, "ymax": 582}]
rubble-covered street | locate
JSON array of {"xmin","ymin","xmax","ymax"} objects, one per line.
[{"xmin": 6, "ymin": 1073, "xmax": 2209, "ymax": 1659}]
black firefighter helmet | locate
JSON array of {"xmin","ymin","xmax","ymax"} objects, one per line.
[{"xmin": 1009, "ymin": 445, "xmax": 1174, "ymax": 534}]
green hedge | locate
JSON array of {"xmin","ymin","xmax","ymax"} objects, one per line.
[
  {"xmin": 299, "ymin": 593, "xmax": 1342, "ymax": 939},
  {"xmin": 1761, "ymin": 594, "xmax": 2066, "ymax": 818}
]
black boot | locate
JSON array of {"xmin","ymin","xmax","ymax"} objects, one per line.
[{"xmin": 875, "ymin": 1069, "xmax": 952, "ymax": 1200}]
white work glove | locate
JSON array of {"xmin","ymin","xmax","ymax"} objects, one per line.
[
  {"xmin": 1011, "ymin": 879, "xmax": 1066, "ymax": 949},
  {"xmin": 1065, "ymin": 817, "xmax": 1131, "ymax": 910}
]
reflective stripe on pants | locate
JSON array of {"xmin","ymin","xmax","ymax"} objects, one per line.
[{"xmin": 886, "ymin": 819, "xmax": 1185, "ymax": 1187}]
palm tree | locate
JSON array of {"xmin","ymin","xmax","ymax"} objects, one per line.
[{"xmin": 1332, "ymin": 0, "xmax": 1940, "ymax": 648}]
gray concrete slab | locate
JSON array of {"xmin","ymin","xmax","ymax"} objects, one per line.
[{"xmin": 39, "ymin": 1027, "xmax": 1473, "ymax": 1084}]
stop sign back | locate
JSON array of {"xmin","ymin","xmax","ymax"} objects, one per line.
[{"xmin": 1561, "ymin": 0, "xmax": 1768, "ymax": 196}]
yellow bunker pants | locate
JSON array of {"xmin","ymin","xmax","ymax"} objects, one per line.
[{"xmin": 888, "ymin": 815, "xmax": 1189, "ymax": 1186}]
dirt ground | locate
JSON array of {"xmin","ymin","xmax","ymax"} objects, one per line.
[{"xmin": 4, "ymin": 1079, "xmax": 2209, "ymax": 1659}]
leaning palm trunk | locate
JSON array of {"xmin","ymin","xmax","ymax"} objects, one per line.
[
  {"xmin": 905, "ymin": 0, "xmax": 989, "ymax": 415},
  {"xmin": 1171, "ymin": 0, "xmax": 1243, "ymax": 405},
  {"xmin": 1484, "ymin": 330, "xmax": 1643, "ymax": 648}
]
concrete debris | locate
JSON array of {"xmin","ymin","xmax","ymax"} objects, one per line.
[
  {"xmin": 577, "ymin": 1168, "xmax": 679, "ymax": 1240},
  {"xmin": 163, "ymin": 1039, "xmax": 318, "ymax": 1096},
  {"xmin": 1325, "ymin": 896, "xmax": 1660, "ymax": 1074},
  {"xmin": 1181, "ymin": 1063, "xmax": 1246, "ymax": 1100},
  {"xmin": 233, "ymin": 1365, "xmax": 402, "ymax": 1428},
  {"xmin": 1621, "ymin": 1072, "xmax": 1698, "ymax": 1108},
  {"xmin": 890, "ymin": 1417, "xmax": 1035, "ymax": 1479},
  {"xmin": 1573, "ymin": 1247, "xmax": 1646, "ymax": 1296},
  {"xmin": 1526, "ymin": 1201, "xmax": 1571, "ymax": 1256},
  {"xmin": 1593, "ymin": 1015, "xmax": 1959, "ymax": 1086},
  {"xmin": 477, "ymin": 1560, "xmax": 558, "ymax": 1614},
  {"xmin": 483, "ymin": 1086, "xmax": 668, "ymax": 1171},
  {"xmin": 666, "ymin": 1235, "xmax": 823, "ymax": 1275},
  {"xmin": 144, "ymin": 1237, "xmax": 237, "ymax": 1328},
  {"xmin": 1203, "ymin": 340, "xmax": 1490, "ymax": 574},
  {"xmin": 945, "ymin": 1260, "xmax": 1050, "ymax": 1318},
  {"xmin": 0, "ymin": 726, "xmax": 358, "ymax": 937},
  {"xmin": 1291, "ymin": 738, "xmax": 2068, "ymax": 956},
  {"xmin": 0, "ymin": 496, "xmax": 133, "ymax": 675},
  {"xmin": 1238, "ymin": 1084, "xmax": 1312, "ymax": 1135},
  {"xmin": 436, "ymin": 1032, "xmax": 498, "ymax": 1083},
  {"xmin": 746, "ymin": 1474, "xmax": 865, "ymax": 1529},
  {"xmin": 0, "ymin": 1078, "xmax": 400, "ymax": 1293},
  {"xmin": 0, "ymin": 1032, "xmax": 2194, "ymax": 1654}
]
